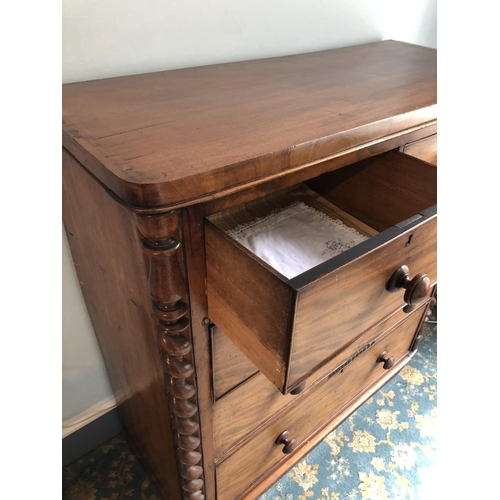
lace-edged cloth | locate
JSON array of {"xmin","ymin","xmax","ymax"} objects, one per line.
[{"xmin": 226, "ymin": 201, "xmax": 368, "ymax": 279}]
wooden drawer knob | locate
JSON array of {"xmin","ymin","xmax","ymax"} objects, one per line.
[
  {"xmin": 387, "ymin": 265, "xmax": 430, "ymax": 308},
  {"xmin": 377, "ymin": 351, "xmax": 395, "ymax": 370},
  {"xmin": 290, "ymin": 381, "xmax": 306, "ymax": 395},
  {"xmin": 275, "ymin": 430, "xmax": 298, "ymax": 454}
]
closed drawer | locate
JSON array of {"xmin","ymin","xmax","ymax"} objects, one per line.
[
  {"xmin": 212, "ymin": 303, "xmax": 425, "ymax": 458},
  {"xmin": 215, "ymin": 305, "xmax": 426, "ymax": 500},
  {"xmin": 206, "ymin": 150, "xmax": 437, "ymax": 394}
]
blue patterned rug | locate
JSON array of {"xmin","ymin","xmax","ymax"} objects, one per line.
[{"xmin": 62, "ymin": 307, "xmax": 437, "ymax": 500}]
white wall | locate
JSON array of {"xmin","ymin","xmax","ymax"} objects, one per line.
[
  {"xmin": 63, "ymin": 0, "xmax": 436, "ymax": 83},
  {"xmin": 62, "ymin": 227, "xmax": 114, "ymax": 422},
  {"xmin": 62, "ymin": 0, "xmax": 437, "ymax": 426}
]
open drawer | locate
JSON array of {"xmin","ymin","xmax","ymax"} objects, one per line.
[
  {"xmin": 205, "ymin": 150, "xmax": 436, "ymax": 394},
  {"xmin": 400, "ymin": 133, "xmax": 437, "ymax": 165}
]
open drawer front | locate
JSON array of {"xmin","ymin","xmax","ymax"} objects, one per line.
[{"xmin": 205, "ymin": 150, "xmax": 436, "ymax": 394}]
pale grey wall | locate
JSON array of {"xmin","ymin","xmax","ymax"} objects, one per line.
[
  {"xmin": 62, "ymin": 227, "xmax": 114, "ymax": 421},
  {"xmin": 62, "ymin": 0, "xmax": 437, "ymax": 423},
  {"xmin": 63, "ymin": 0, "xmax": 436, "ymax": 84}
]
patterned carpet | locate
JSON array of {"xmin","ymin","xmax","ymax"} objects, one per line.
[{"xmin": 63, "ymin": 306, "xmax": 437, "ymax": 500}]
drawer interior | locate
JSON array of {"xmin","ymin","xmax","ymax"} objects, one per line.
[
  {"xmin": 306, "ymin": 150, "xmax": 437, "ymax": 233},
  {"xmin": 205, "ymin": 150, "xmax": 437, "ymax": 394},
  {"xmin": 400, "ymin": 134, "xmax": 437, "ymax": 166},
  {"xmin": 208, "ymin": 150, "xmax": 436, "ymax": 280},
  {"xmin": 207, "ymin": 183, "xmax": 377, "ymax": 281}
]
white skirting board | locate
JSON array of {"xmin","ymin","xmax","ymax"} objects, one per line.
[
  {"xmin": 62, "ymin": 396, "xmax": 123, "ymax": 467},
  {"xmin": 62, "ymin": 395, "xmax": 117, "ymax": 438}
]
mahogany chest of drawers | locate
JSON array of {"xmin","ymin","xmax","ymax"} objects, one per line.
[{"xmin": 62, "ymin": 40, "xmax": 437, "ymax": 500}]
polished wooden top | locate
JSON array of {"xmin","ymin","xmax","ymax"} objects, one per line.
[{"xmin": 62, "ymin": 40, "xmax": 436, "ymax": 209}]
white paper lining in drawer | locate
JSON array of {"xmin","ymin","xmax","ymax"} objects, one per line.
[{"xmin": 226, "ymin": 201, "xmax": 368, "ymax": 279}]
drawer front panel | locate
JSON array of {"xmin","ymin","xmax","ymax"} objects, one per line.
[
  {"xmin": 216, "ymin": 308, "xmax": 425, "ymax": 500},
  {"xmin": 213, "ymin": 305, "xmax": 414, "ymax": 457},
  {"xmin": 289, "ymin": 214, "xmax": 436, "ymax": 388}
]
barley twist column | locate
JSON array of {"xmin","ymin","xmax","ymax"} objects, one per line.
[{"xmin": 136, "ymin": 212, "xmax": 205, "ymax": 500}]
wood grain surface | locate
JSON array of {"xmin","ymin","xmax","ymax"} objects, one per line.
[
  {"xmin": 62, "ymin": 41, "xmax": 436, "ymax": 208},
  {"xmin": 306, "ymin": 150, "xmax": 437, "ymax": 232},
  {"xmin": 62, "ymin": 149, "xmax": 181, "ymax": 499},
  {"xmin": 205, "ymin": 221, "xmax": 294, "ymax": 390},
  {"xmin": 212, "ymin": 305, "xmax": 413, "ymax": 460},
  {"xmin": 401, "ymin": 134, "xmax": 437, "ymax": 165},
  {"xmin": 290, "ymin": 215, "xmax": 436, "ymax": 388},
  {"xmin": 62, "ymin": 40, "xmax": 438, "ymax": 500},
  {"xmin": 135, "ymin": 211, "xmax": 206, "ymax": 500},
  {"xmin": 180, "ymin": 205, "xmax": 218, "ymax": 499},
  {"xmin": 216, "ymin": 307, "xmax": 424, "ymax": 500},
  {"xmin": 211, "ymin": 325, "xmax": 259, "ymax": 401},
  {"xmin": 205, "ymin": 151, "xmax": 437, "ymax": 393},
  {"xmin": 201, "ymin": 122, "xmax": 437, "ymax": 218}
]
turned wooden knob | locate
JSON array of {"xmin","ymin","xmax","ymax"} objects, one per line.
[
  {"xmin": 290, "ymin": 381, "xmax": 306, "ymax": 395},
  {"xmin": 387, "ymin": 265, "xmax": 430, "ymax": 307},
  {"xmin": 377, "ymin": 351, "xmax": 395, "ymax": 370},
  {"xmin": 275, "ymin": 431, "xmax": 298, "ymax": 454}
]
